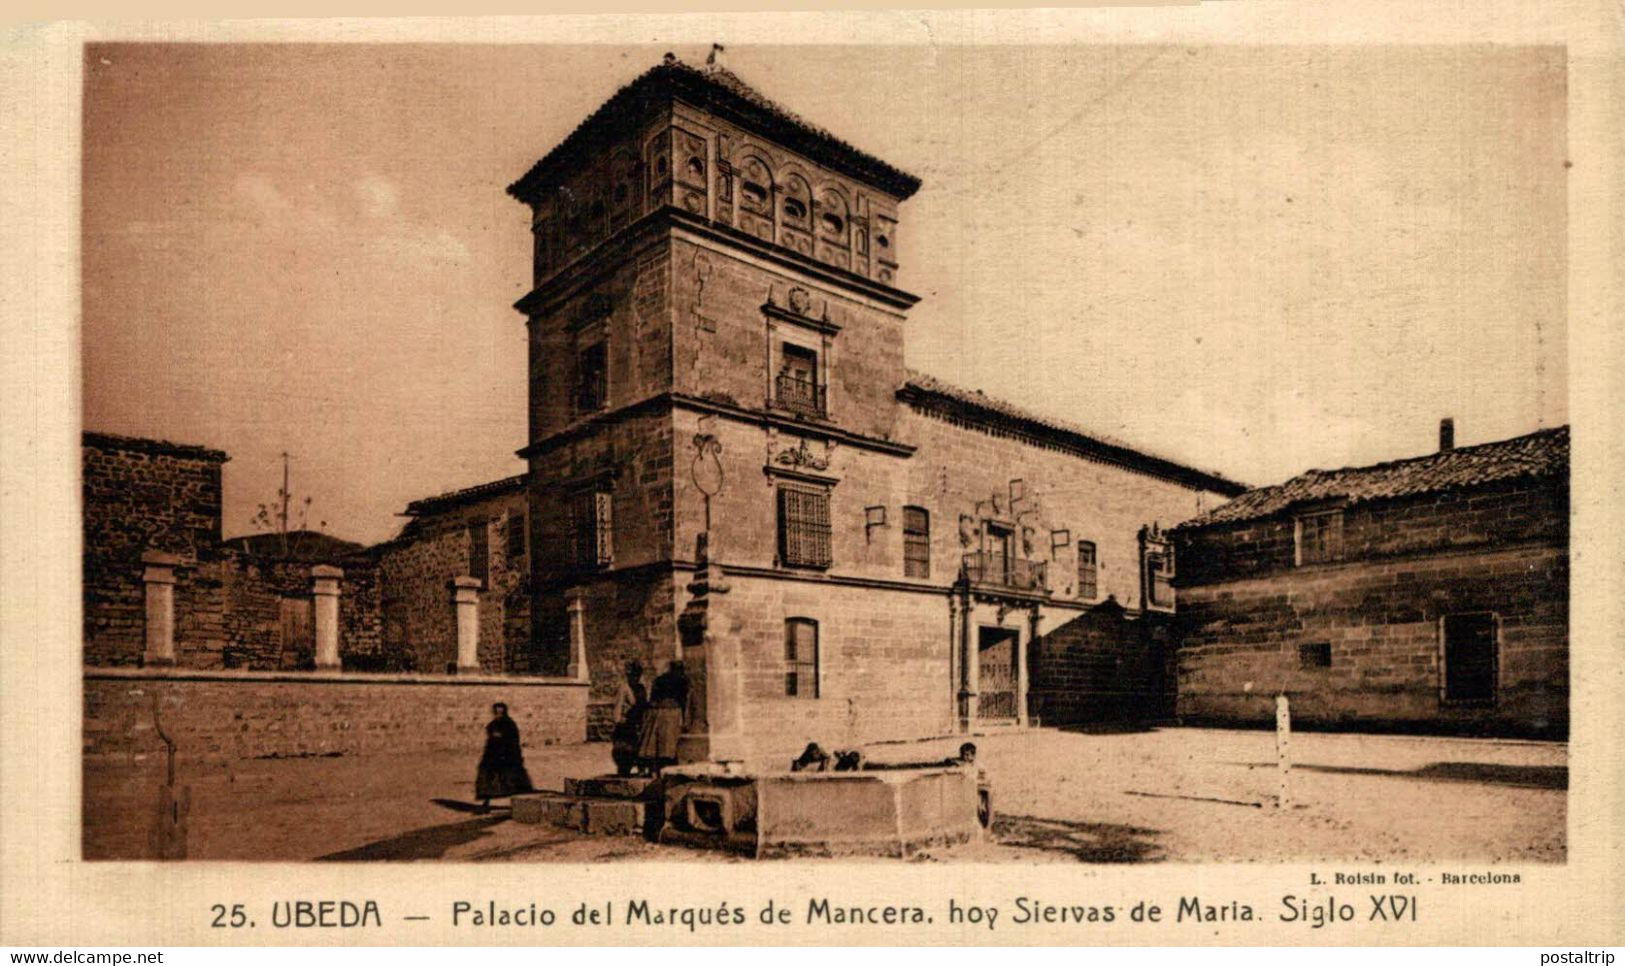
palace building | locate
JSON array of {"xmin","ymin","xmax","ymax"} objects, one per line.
[
  {"xmin": 78, "ymin": 51, "xmax": 1242, "ymax": 766},
  {"xmin": 83, "ymin": 52, "xmax": 1565, "ymax": 767},
  {"xmin": 501, "ymin": 50, "xmax": 1243, "ymax": 757}
]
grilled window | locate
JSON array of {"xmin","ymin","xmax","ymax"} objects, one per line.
[
  {"xmin": 1297, "ymin": 510, "xmax": 1343, "ymax": 565},
  {"xmin": 569, "ymin": 489, "xmax": 613, "ymax": 570},
  {"xmin": 1077, "ymin": 540, "xmax": 1098, "ymax": 600},
  {"xmin": 902, "ymin": 506, "xmax": 930, "ymax": 578},
  {"xmin": 777, "ymin": 485, "xmax": 832, "ymax": 569},
  {"xmin": 575, "ymin": 339, "xmax": 608, "ymax": 414},
  {"xmin": 785, "ymin": 618, "xmax": 819, "ymax": 698},
  {"xmin": 505, "ymin": 511, "xmax": 527, "ymax": 564}
]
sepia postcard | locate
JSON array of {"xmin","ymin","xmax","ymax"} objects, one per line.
[{"xmin": 1, "ymin": 2, "xmax": 1621, "ymax": 948}]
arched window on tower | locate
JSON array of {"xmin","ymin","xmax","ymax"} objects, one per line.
[
  {"xmin": 739, "ymin": 157, "xmax": 773, "ymax": 215},
  {"xmin": 782, "ymin": 175, "xmax": 812, "ymax": 230},
  {"xmin": 817, "ymin": 188, "xmax": 850, "ymax": 247}
]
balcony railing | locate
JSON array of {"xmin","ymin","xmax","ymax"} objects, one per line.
[
  {"xmin": 962, "ymin": 552, "xmax": 1047, "ymax": 593},
  {"xmin": 774, "ymin": 373, "xmax": 827, "ymax": 418}
]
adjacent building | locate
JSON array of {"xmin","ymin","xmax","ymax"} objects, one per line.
[
  {"xmin": 1170, "ymin": 421, "xmax": 1569, "ymax": 737},
  {"xmin": 80, "ymin": 434, "xmax": 586, "ymax": 763},
  {"xmin": 376, "ymin": 473, "xmax": 534, "ymax": 675}
]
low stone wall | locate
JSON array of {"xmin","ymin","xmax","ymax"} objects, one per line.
[{"xmin": 84, "ymin": 668, "xmax": 589, "ymax": 763}]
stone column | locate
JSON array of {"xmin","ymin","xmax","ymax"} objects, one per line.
[
  {"xmin": 565, "ymin": 591, "xmax": 589, "ymax": 682},
  {"xmin": 141, "ymin": 551, "xmax": 182, "ymax": 667},
  {"xmin": 451, "ymin": 576, "xmax": 482, "ymax": 673},
  {"xmin": 676, "ymin": 533, "xmax": 743, "ymax": 765},
  {"xmin": 947, "ymin": 595, "xmax": 960, "ymax": 726},
  {"xmin": 958, "ymin": 590, "xmax": 978, "ymax": 732},
  {"xmin": 311, "ymin": 565, "xmax": 343, "ymax": 670},
  {"xmin": 1019, "ymin": 608, "xmax": 1042, "ymax": 729}
]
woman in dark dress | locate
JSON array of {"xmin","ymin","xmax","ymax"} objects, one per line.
[
  {"xmin": 610, "ymin": 661, "xmax": 649, "ymax": 777},
  {"xmin": 636, "ymin": 660, "xmax": 687, "ymax": 772},
  {"xmin": 475, "ymin": 702, "xmax": 534, "ymax": 811}
]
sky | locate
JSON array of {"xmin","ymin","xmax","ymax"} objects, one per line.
[{"xmin": 81, "ymin": 43, "xmax": 1568, "ymax": 545}]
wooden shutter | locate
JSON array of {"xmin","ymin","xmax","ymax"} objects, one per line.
[
  {"xmin": 903, "ymin": 506, "xmax": 930, "ymax": 578},
  {"xmin": 785, "ymin": 618, "xmax": 819, "ymax": 698}
]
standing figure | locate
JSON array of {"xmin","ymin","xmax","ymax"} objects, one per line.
[
  {"xmin": 474, "ymin": 702, "xmax": 533, "ymax": 812},
  {"xmin": 636, "ymin": 660, "xmax": 688, "ymax": 772},
  {"xmin": 610, "ymin": 660, "xmax": 649, "ymax": 777}
]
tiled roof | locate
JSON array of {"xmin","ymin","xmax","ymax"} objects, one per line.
[
  {"xmin": 1177, "ymin": 425, "xmax": 1569, "ymax": 529},
  {"xmin": 221, "ymin": 530, "xmax": 365, "ymax": 563},
  {"xmin": 898, "ymin": 370, "xmax": 1247, "ymax": 496},
  {"xmin": 403, "ymin": 473, "xmax": 529, "ymax": 517},
  {"xmin": 83, "ymin": 430, "xmax": 228, "ymax": 463},
  {"xmin": 507, "ymin": 53, "xmax": 921, "ymax": 205}
]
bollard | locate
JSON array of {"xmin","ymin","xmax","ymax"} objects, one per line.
[{"xmin": 1275, "ymin": 693, "xmax": 1292, "ymax": 809}]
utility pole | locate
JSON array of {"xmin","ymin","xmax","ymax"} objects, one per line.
[{"xmin": 279, "ymin": 451, "xmax": 291, "ymax": 555}]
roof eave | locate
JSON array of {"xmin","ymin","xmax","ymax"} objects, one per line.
[
  {"xmin": 507, "ymin": 63, "xmax": 921, "ymax": 207},
  {"xmin": 897, "ymin": 382, "xmax": 1247, "ymax": 496},
  {"xmin": 1174, "ymin": 462, "xmax": 1568, "ymax": 532}
]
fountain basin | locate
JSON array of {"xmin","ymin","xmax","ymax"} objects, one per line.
[{"xmin": 656, "ymin": 763, "xmax": 985, "ymax": 858}]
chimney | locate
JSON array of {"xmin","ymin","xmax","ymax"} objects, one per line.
[{"xmin": 1439, "ymin": 417, "xmax": 1455, "ymax": 452}]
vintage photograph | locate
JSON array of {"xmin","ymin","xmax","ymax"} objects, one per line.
[{"xmin": 79, "ymin": 41, "xmax": 1568, "ymax": 865}]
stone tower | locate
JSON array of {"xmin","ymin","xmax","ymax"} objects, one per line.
[{"xmin": 507, "ymin": 49, "xmax": 921, "ymax": 740}]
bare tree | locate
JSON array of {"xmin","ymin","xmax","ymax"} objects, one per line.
[{"xmin": 247, "ymin": 452, "xmax": 328, "ymax": 557}]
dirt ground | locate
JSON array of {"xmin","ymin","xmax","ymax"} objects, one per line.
[{"xmin": 82, "ymin": 726, "xmax": 1566, "ymax": 863}]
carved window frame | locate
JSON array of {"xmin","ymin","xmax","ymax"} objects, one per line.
[{"xmin": 568, "ymin": 487, "xmax": 614, "ymax": 571}]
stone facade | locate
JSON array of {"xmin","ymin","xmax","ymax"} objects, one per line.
[
  {"xmin": 1171, "ymin": 431, "xmax": 1569, "ymax": 737},
  {"xmin": 1027, "ymin": 602, "xmax": 1179, "ymax": 726},
  {"xmin": 376, "ymin": 476, "xmax": 533, "ymax": 674},
  {"xmin": 506, "ymin": 55, "xmax": 1244, "ymax": 762},
  {"xmin": 82, "ymin": 433, "xmax": 229, "ymax": 667}
]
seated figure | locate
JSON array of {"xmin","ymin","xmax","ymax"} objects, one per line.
[{"xmin": 790, "ymin": 742, "xmax": 832, "ymax": 772}]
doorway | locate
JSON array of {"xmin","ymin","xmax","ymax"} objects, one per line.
[{"xmin": 977, "ymin": 626, "xmax": 1020, "ymax": 722}]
